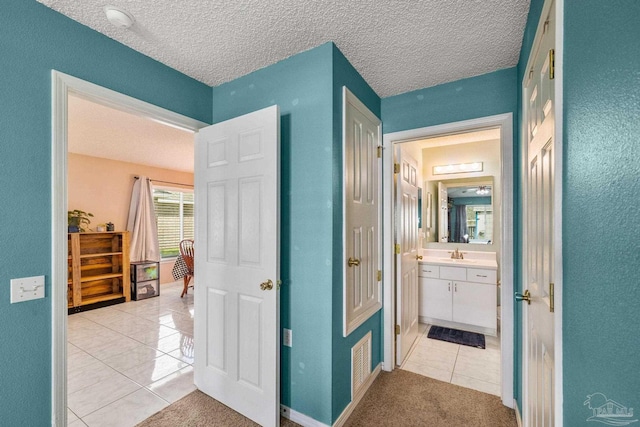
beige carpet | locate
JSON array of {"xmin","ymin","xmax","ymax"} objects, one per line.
[
  {"xmin": 343, "ymin": 370, "xmax": 516, "ymax": 427},
  {"xmin": 138, "ymin": 370, "xmax": 516, "ymax": 426}
]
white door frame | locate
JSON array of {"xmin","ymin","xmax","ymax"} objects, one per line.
[
  {"xmin": 51, "ymin": 70, "xmax": 207, "ymax": 426},
  {"xmin": 520, "ymin": 0, "xmax": 564, "ymax": 423},
  {"xmin": 381, "ymin": 113, "xmax": 515, "ymax": 408}
]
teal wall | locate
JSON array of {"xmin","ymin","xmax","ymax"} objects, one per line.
[
  {"xmin": 381, "ymin": 67, "xmax": 517, "ymax": 134},
  {"xmin": 330, "ymin": 45, "xmax": 382, "ymax": 423},
  {"xmin": 563, "ymin": 0, "xmax": 640, "ymax": 423},
  {"xmin": 0, "ymin": 1, "xmax": 211, "ymax": 424},
  {"xmin": 211, "ymin": 43, "xmax": 336, "ymax": 424}
]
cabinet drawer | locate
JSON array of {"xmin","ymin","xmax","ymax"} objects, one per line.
[
  {"xmin": 466, "ymin": 268, "xmax": 497, "ymax": 284},
  {"xmin": 418, "ymin": 264, "xmax": 439, "ymax": 278},
  {"xmin": 440, "ymin": 266, "xmax": 467, "ymax": 281}
]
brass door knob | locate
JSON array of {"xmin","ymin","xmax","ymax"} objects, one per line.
[
  {"xmin": 416, "ymin": 255, "xmax": 423, "ymax": 260},
  {"xmin": 515, "ymin": 289, "xmax": 532, "ymax": 305},
  {"xmin": 260, "ymin": 279, "xmax": 274, "ymax": 291},
  {"xmin": 348, "ymin": 257, "xmax": 360, "ymax": 267}
]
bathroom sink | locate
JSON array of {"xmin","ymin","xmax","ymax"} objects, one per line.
[{"xmin": 436, "ymin": 258, "xmax": 475, "ymax": 263}]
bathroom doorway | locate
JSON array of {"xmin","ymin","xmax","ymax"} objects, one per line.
[{"xmin": 381, "ymin": 113, "xmax": 514, "ymax": 407}]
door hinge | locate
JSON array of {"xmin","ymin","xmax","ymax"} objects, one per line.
[
  {"xmin": 377, "ymin": 146, "xmax": 383, "ymax": 158},
  {"xmin": 549, "ymin": 282, "xmax": 555, "ymax": 313},
  {"xmin": 394, "ymin": 244, "xmax": 400, "ymax": 255},
  {"xmin": 377, "ymin": 270, "xmax": 382, "ymax": 281},
  {"xmin": 393, "ymin": 163, "xmax": 400, "ymax": 174},
  {"xmin": 395, "ymin": 325, "xmax": 400, "ymax": 335},
  {"xmin": 549, "ymin": 49, "xmax": 555, "ymax": 80}
]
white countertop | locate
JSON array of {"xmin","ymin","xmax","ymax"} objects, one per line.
[{"xmin": 419, "ymin": 249, "xmax": 498, "ymax": 269}]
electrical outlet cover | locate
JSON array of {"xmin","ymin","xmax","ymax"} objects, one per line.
[{"xmin": 10, "ymin": 275, "xmax": 45, "ymax": 303}]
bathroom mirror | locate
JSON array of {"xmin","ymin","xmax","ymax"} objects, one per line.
[{"xmin": 425, "ymin": 177, "xmax": 493, "ymax": 245}]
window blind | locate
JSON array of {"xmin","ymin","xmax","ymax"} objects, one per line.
[{"xmin": 153, "ymin": 188, "xmax": 194, "ymax": 258}]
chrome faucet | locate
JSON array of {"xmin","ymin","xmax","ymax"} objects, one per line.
[{"xmin": 450, "ymin": 248, "xmax": 464, "ymax": 259}]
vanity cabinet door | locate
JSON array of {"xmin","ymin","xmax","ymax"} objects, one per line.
[
  {"xmin": 421, "ymin": 277, "xmax": 452, "ymax": 321},
  {"xmin": 452, "ymin": 281, "xmax": 496, "ymax": 329}
]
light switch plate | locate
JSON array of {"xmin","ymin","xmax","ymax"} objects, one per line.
[
  {"xmin": 283, "ymin": 328, "xmax": 292, "ymax": 347},
  {"xmin": 10, "ymin": 275, "xmax": 45, "ymax": 303}
]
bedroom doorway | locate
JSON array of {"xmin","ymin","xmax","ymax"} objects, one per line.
[{"xmin": 51, "ymin": 71, "xmax": 206, "ymax": 426}]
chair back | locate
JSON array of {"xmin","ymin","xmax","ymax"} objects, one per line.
[{"xmin": 179, "ymin": 239, "xmax": 195, "ymax": 273}]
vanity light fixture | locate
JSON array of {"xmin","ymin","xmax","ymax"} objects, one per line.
[
  {"xmin": 432, "ymin": 162, "xmax": 483, "ymax": 175},
  {"xmin": 104, "ymin": 6, "xmax": 135, "ymax": 29},
  {"xmin": 476, "ymin": 186, "xmax": 490, "ymax": 195}
]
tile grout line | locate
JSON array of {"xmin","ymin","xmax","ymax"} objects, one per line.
[{"xmin": 68, "ymin": 282, "xmax": 194, "ymax": 426}]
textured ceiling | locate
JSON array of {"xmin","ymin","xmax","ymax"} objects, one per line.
[
  {"xmin": 68, "ymin": 94, "xmax": 194, "ymax": 172},
  {"xmin": 38, "ymin": 0, "xmax": 530, "ymax": 98}
]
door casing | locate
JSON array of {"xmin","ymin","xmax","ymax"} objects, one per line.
[
  {"xmin": 381, "ymin": 113, "xmax": 515, "ymax": 408},
  {"xmin": 51, "ymin": 71, "xmax": 207, "ymax": 426}
]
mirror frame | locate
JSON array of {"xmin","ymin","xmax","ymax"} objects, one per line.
[{"xmin": 423, "ymin": 176, "xmax": 494, "ymax": 246}]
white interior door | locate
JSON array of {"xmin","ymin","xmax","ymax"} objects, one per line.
[
  {"xmin": 395, "ymin": 147, "xmax": 420, "ymax": 364},
  {"xmin": 194, "ymin": 105, "xmax": 280, "ymax": 427},
  {"xmin": 438, "ymin": 182, "xmax": 449, "ymax": 242},
  {"xmin": 343, "ymin": 88, "xmax": 382, "ymax": 336},
  {"xmin": 522, "ymin": 1, "xmax": 556, "ymax": 425}
]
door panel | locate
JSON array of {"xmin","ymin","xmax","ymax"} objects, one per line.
[
  {"xmin": 344, "ymin": 88, "xmax": 381, "ymax": 336},
  {"xmin": 395, "ymin": 147, "xmax": 420, "ymax": 364},
  {"xmin": 438, "ymin": 182, "xmax": 448, "ymax": 242},
  {"xmin": 522, "ymin": 1, "xmax": 556, "ymax": 425},
  {"xmin": 195, "ymin": 105, "xmax": 280, "ymax": 427}
]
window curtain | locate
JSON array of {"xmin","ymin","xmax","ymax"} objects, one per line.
[
  {"xmin": 127, "ymin": 176, "xmax": 160, "ymax": 262},
  {"xmin": 454, "ymin": 205, "xmax": 467, "ymax": 243}
]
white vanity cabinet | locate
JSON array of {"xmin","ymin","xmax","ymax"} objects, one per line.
[{"xmin": 419, "ymin": 262, "xmax": 497, "ymax": 336}]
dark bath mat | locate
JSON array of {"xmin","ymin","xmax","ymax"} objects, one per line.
[{"xmin": 427, "ymin": 326, "xmax": 486, "ymax": 349}]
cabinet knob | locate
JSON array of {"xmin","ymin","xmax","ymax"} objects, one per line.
[
  {"xmin": 416, "ymin": 255, "xmax": 423, "ymax": 260},
  {"xmin": 348, "ymin": 257, "xmax": 360, "ymax": 267}
]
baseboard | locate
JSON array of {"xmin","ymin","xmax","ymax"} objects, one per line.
[
  {"xmin": 280, "ymin": 406, "xmax": 330, "ymax": 427},
  {"xmin": 67, "ymin": 297, "xmax": 125, "ymax": 314},
  {"xmin": 280, "ymin": 363, "xmax": 382, "ymax": 427},
  {"xmin": 514, "ymin": 399, "xmax": 523, "ymax": 427},
  {"xmin": 332, "ymin": 363, "xmax": 382, "ymax": 427}
]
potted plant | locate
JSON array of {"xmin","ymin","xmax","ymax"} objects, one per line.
[{"xmin": 68, "ymin": 209, "xmax": 94, "ymax": 232}]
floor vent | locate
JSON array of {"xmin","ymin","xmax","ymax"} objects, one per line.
[{"xmin": 351, "ymin": 331, "xmax": 372, "ymax": 399}]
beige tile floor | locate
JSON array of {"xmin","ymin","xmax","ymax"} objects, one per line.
[
  {"xmin": 67, "ymin": 281, "xmax": 195, "ymax": 427},
  {"xmin": 400, "ymin": 323, "xmax": 501, "ymax": 396}
]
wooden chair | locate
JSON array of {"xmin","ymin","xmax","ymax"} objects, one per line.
[{"xmin": 179, "ymin": 239, "xmax": 194, "ymax": 298}]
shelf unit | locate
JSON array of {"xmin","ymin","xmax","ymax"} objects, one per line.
[{"xmin": 68, "ymin": 231, "xmax": 130, "ymax": 311}]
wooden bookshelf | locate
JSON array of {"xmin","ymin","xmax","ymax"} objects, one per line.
[{"xmin": 68, "ymin": 232, "xmax": 130, "ymax": 310}]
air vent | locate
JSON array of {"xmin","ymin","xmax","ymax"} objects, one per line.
[{"xmin": 351, "ymin": 331, "xmax": 372, "ymax": 399}]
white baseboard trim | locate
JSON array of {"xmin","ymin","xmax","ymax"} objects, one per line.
[
  {"xmin": 280, "ymin": 405, "xmax": 330, "ymax": 427},
  {"xmin": 514, "ymin": 399, "xmax": 523, "ymax": 427},
  {"xmin": 333, "ymin": 363, "xmax": 382, "ymax": 427},
  {"xmin": 280, "ymin": 363, "xmax": 382, "ymax": 427}
]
